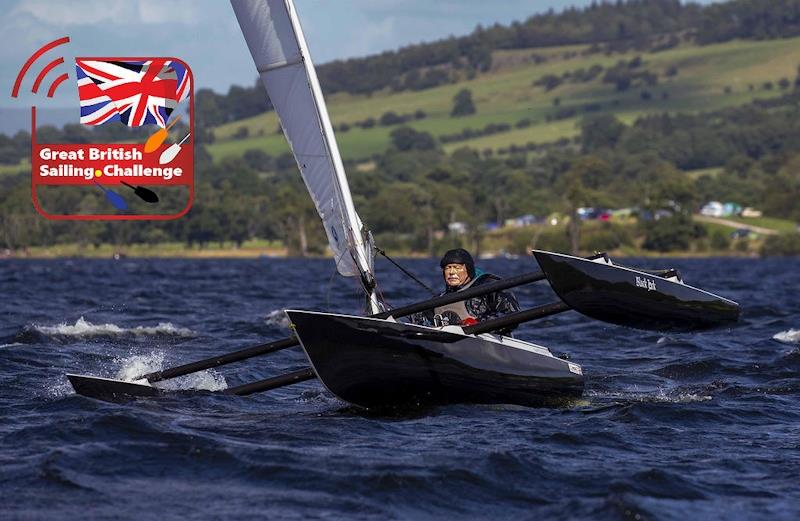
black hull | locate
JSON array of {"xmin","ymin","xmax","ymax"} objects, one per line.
[
  {"xmin": 287, "ymin": 310, "xmax": 584, "ymax": 409},
  {"xmin": 533, "ymin": 250, "xmax": 740, "ymax": 332}
]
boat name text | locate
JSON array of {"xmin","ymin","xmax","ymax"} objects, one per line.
[{"xmin": 635, "ymin": 276, "xmax": 657, "ymax": 291}]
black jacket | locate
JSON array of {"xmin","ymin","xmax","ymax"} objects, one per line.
[{"xmin": 410, "ymin": 272, "xmax": 520, "ymax": 334}]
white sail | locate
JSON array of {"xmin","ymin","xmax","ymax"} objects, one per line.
[{"xmin": 231, "ymin": 0, "xmax": 380, "ymax": 312}]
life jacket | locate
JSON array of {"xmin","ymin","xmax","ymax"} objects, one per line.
[{"xmin": 433, "ymin": 276, "xmax": 480, "ymax": 326}]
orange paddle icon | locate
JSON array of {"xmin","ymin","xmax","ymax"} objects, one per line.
[{"xmin": 143, "ymin": 115, "xmax": 181, "ymax": 153}]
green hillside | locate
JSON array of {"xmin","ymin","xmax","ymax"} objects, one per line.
[
  {"xmin": 208, "ymin": 37, "xmax": 800, "ymax": 161},
  {"xmin": 0, "ymin": 159, "xmax": 29, "ymax": 176},
  {"xmin": 5, "ymin": 0, "xmax": 800, "ymax": 258}
]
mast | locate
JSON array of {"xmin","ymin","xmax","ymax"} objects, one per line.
[{"xmin": 231, "ymin": 0, "xmax": 381, "ymax": 313}]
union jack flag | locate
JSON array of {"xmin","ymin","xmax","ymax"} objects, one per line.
[{"xmin": 75, "ymin": 59, "xmax": 191, "ymax": 127}]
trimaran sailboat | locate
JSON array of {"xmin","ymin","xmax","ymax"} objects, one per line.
[{"xmin": 67, "ymin": 0, "xmax": 740, "ymax": 409}]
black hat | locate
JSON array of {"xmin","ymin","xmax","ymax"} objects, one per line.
[{"xmin": 440, "ymin": 248, "xmax": 475, "ymax": 278}]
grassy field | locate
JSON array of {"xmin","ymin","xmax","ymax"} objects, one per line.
[
  {"xmin": 207, "ymin": 37, "xmax": 800, "ymax": 162},
  {"xmin": 684, "ymin": 167, "xmax": 724, "ymax": 180},
  {"xmin": 0, "ymin": 159, "xmax": 30, "ymax": 176},
  {"xmin": 728, "ymin": 215, "xmax": 798, "ymax": 233}
]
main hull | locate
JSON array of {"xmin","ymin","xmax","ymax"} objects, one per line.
[{"xmin": 286, "ymin": 310, "xmax": 584, "ymax": 409}]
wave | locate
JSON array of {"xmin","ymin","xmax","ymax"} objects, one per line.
[
  {"xmin": 652, "ymin": 359, "xmax": 720, "ymax": 379},
  {"xmin": 43, "ymin": 377, "xmax": 77, "ymax": 399},
  {"xmin": 586, "ymin": 387, "xmax": 712, "ymax": 404},
  {"xmin": 23, "ymin": 317, "xmax": 194, "ymax": 340},
  {"xmin": 773, "ymin": 329, "xmax": 800, "ymax": 344}
]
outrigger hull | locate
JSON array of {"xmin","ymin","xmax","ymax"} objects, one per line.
[
  {"xmin": 286, "ymin": 310, "xmax": 584, "ymax": 409},
  {"xmin": 533, "ymin": 250, "xmax": 740, "ymax": 332}
]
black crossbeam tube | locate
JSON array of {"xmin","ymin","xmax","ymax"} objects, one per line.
[
  {"xmin": 224, "ymin": 368, "xmax": 316, "ymax": 396},
  {"xmin": 463, "ymin": 300, "xmax": 570, "ymax": 335},
  {"xmin": 136, "ymin": 269, "xmax": 549, "ymax": 383},
  {"xmin": 141, "ymin": 337, "xmax": 298, "ymax": 383},
  {"xmin": 221, "ymin": 300, "xmax": 572, "ymax": 397},
  {"xmin": 375, "ymin": 269, "xmax": 546, "ymax": 319}
]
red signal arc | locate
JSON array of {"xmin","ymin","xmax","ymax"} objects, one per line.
[
  {"xmin": 11, "ymin": 36, "xmax": 71, "ymax": 98},
  {"xmin": 31, "ymin": 57, "xmax": 65, "ymax": 94},
  {"xmin": 47, "ymin": 73, "xmax": 70, "ymax": 98}
]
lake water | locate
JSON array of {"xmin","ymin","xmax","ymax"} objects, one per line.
[{"xmin": 1, "ymin": 257, "xmax": 798, "ymax": 520}]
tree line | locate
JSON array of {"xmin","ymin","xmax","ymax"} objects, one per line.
[{"xmin": 3, "ymin": 89, "xmax": 799, "ymax": 255}]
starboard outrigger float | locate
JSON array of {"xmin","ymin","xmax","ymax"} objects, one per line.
[{"xmin": 67, "ymin": 0, "xmax": 740, "ymax": 408}]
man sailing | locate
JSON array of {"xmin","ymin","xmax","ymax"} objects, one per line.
[{"xmin": 411, "ymin": 248, "xmax": 520, "ymax": 335}]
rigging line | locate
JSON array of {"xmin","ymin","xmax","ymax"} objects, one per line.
[
  {"xmin": 337, "ymin": 236, "xmax": 383, "ymax": 314},
  {"xmin": 352, "ymin": 270, "xmax": 371, "ymax": 315},
  {"xmin": 372, "ymin": 275, "xmax": 389, "ymax": 310},
  {"xmin": 337, "ymin": 203, "xmax": 374, "ymax": 295},
  {"xmin": 330, "ymin": 243, "xmax": 371, "ymax": 302},
  {"xmin": 329, "ymin": 246, "xmax": 371, "ymax": 314},
  {"xmin": 374, "ymin": 246, "xmax": 437, "ymax": 297}
]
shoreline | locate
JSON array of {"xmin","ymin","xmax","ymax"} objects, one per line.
[{"xmin": 0, "ymin": 245, "xmax": 763, "ymax": 260}]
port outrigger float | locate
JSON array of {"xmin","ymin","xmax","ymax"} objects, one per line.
[{"xmin": 67, "ymin": 0, "xmax": 740, "ymax": 409}]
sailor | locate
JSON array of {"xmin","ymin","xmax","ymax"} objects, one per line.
[{"xmin": 411, "ymin": 248, "xmax": 520, "ymax": 334}]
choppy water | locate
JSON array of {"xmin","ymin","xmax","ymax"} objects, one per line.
[{"xmin": 1, "ymin": 257, "xmax": 799, "ymax": 520}]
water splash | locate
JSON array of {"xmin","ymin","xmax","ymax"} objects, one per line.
[
  {"xmin": 773, "ymin": 329, "xmax": 800, "ymax": 344},
  {"xmin": 157, "ymin": 371, "xmax": 227, "ymax": 392},
  {"xmin": 114, "ymin": 352, "xmax": 227, "ymax": 391},
  {"xmin": 114, "ymin": 352, "xmax": 166, "ymax": 382},
  {"xmin": 264, "ymin": 309, "xmax": 290, "ymax": 329},
  {"xmin": 31, "ymin": 317, "xmax": 194, "ymax": 338}
]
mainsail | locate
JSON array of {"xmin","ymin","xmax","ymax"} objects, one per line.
[{"xmin": 231, "ymin": 0, "xmax": 380, "ymax": 313}]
